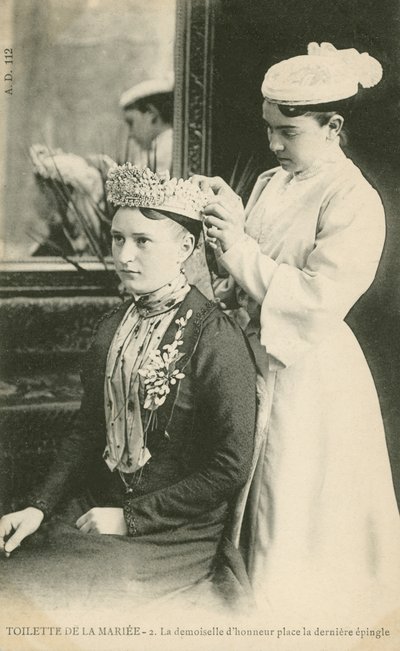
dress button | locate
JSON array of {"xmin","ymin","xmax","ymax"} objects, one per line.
[{"xmin": 127, "ymin": 400, "xmax": 134, "ymax": 411}]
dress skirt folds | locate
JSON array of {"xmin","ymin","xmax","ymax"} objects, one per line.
[
  {"xmin": 244, "ymin": 322, "xmax": 400, "ymax": 625},
  {"xmin": 0, "ymin": 497, "xmax": 224, "ymax": 616}
]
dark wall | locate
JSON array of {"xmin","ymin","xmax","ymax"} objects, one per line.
[{"xmin": 211, "ymin": 0, "xmax": 400, "ymax": 503}]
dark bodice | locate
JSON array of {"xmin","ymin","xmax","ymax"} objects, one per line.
[{"xmin": 28, "ymin": 287, "xmax": 257, "ymax": 540}]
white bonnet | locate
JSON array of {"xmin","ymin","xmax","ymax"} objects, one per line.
[
  {"xmin": 261, "ymin": 42, "xmax": 382, "ymax": 105},
  {"xmin": 119, "ymin": 73, "xmax": 174, "ymax": 110}
]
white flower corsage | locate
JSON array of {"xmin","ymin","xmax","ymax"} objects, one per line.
[{"xmin": 138, "ymin": 309, "xmax": 193, "ymax": 430}]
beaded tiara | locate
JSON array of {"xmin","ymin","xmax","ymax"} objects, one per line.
[{"xmin": 106, "ymin": 164, "xmax": 213, "ymax": 222}]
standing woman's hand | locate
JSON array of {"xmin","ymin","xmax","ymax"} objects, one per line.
[
  {"xmin": 191, "ymin": 175, "xmax": 246, "ymax": 253},
  {"xmin": 0, "ymin": 507, "xmax": 44, "ymax": 557}
]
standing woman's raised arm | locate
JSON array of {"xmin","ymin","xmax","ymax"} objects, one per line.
[{"xmin": 218, "ymin": 170, "xmax": 385, "ymax": 367}]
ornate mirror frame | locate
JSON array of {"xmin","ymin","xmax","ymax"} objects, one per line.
[{"xmin": 0, "ymin": 0, "xmax": 215, "ymax": 298}]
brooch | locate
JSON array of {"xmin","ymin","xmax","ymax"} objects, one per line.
[{"xmin": 138, "ymin": 309, "xmax": 193, "ymax": 430}]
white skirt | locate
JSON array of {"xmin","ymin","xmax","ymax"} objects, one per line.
[{"xmin": 239, "ymin": 322, "xmax": 400, "ymax": 628}]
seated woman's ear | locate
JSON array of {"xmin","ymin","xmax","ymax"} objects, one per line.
[{"xmin": 180, "ymin": 233, "xmax": 195, "ymax": 263}]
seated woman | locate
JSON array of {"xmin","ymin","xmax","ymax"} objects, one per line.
[{"xmin": 0, "ymin": 164, "xmax": 256, "ymax": 615}]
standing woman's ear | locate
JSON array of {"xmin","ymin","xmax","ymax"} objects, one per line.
[{"xmin": 327, "ymin": 114, "xmax": 344, "ymax": 140}]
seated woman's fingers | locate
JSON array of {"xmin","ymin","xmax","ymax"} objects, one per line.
[
  {"xmin": 4, "ymin": 531, "xmax": 23, "ymax": 556},
  {"xmin": 76, "ymin": 508, "xmax": 100, "ymax": 533},
  {"xmin": 1, "ymin": 509, "xmax": 44, "ymax": 556},
  {"xmin": 75, "ymin": 511, "xmax": 90, "ymax": 530},
  {"xmin": 4, "ymin": 518, "xmax": 34, "ymax": 555},
  {"xmin": 76, "ymin": 507, "xmax": 125, "ymax": 534},
  {"xmin": 0, "ymin": 516, "xmax": 13, "ymax": 549},
  {"xmin": 79, "ymin": 521, "xmax": 95, "ymax": 534}
]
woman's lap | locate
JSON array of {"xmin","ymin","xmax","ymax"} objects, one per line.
[{"xmin": 0, "ymin": 507, "xmax": 224, "ymax": 612}]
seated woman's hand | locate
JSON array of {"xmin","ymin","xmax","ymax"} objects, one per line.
[
  {"xmin": 75, "ymin": 507, "xmax": 128, "ymax": 536},
  {"xmin": 0, "ymin": 507, "xmax": 44, "ymax": 557}
]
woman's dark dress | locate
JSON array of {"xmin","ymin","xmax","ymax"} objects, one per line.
[{"xmin": 0, "ymin": 287, "xmax": 256, "ymax": 612}]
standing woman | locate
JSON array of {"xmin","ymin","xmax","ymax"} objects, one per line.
[{"xmin": 197, "ymin": 43, "xmax": 400, "ymax": 624}]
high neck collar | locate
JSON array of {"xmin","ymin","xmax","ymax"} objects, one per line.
[
  {"xmin": 288, "ymin": 140, "xmax": 346, "ymax": 182},
  {"xmin": 132, "ymin": 272, "xmax": 190, "ymax": 318}
]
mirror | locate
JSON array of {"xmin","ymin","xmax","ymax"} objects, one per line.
[
  {"xmin": 1, "ymin": 0, "xmax": 176, "ymax": 262},
  {"xmin": 0, "ymin": 0, "xmax": 215, "ymax": 297}
]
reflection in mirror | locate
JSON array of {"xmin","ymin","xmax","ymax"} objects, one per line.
[{"xmin": 2, "ymin": 0, "xmax": 176, "ymax": 261}]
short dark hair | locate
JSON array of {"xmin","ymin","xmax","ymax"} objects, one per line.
[
  {"xmin": 276, "ymin": 97, "xmax": 355, "ymax": 125},
  {"xmin": 274, "ymin": 97, "xmax": 356, "ymax": 145},
  {"xmin": 125, "ymin": 92, "xmax": 173, "ymax": 125},
  {"xmin": 140, "ymin": 207, "xmax": 202, "ymax": 246}
]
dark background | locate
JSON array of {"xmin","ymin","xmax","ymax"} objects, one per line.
[{"xmin": 210, "ymin": 0, "xmax": 400, "ymax": 504}]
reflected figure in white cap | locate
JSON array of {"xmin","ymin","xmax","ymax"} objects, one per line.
[{"xmin": 119, "ymin": 75, "xmax": 174, "ymax": 174}]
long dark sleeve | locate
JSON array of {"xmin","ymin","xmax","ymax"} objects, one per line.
[{"xmin": 26, "ymin": 361, "xmax": 103, "ymax": 519}]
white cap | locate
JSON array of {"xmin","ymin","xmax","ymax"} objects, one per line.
[
  {"xmin": 261, "ymin": 42, "xmax": 383, "ymax": 105},
  {"xmin": 119, "ymin": 73, "xmax": 174, "ymax": 110}
]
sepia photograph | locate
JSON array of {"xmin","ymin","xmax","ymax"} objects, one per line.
[{"xmin": 0, "ymin": 1, "xmax": 399, "ymax": 649}]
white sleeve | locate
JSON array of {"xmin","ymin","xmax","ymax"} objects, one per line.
[
  {"xmin": 219, "ymin": 234, "xmax": 277, "ymax": 304},
  {"xmin": 212, "ymin": 168, "xmax": 279, "ymax": 305},
  {"xmin": 219, "ymin": 183, "xmax": 386, "ymax": 368}
]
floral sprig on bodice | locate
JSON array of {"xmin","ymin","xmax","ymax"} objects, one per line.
[{"xmin": 138, "ymin": 309, "xmax": 193, "ymax": 413}]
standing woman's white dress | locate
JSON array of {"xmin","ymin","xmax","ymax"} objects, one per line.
[{"xmin": 216, "ymin": 142, "xmax": 400, "ymax": 625}]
